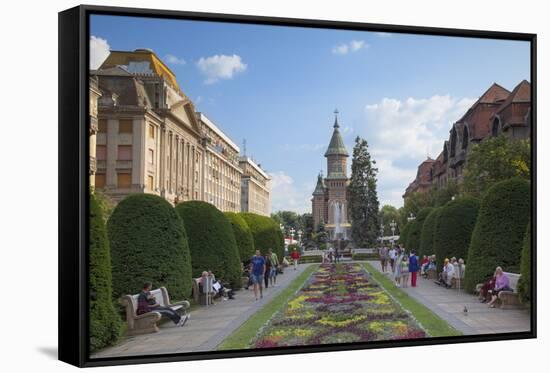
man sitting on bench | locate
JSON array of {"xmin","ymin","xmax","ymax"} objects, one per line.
[{"xmin": 137, "ymin": 282, "xmax": 189, "ymax": 327}]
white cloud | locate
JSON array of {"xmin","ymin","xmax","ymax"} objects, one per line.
[
  {"xmin": 359, "ymin": 94, "xmax": 476, "ymax": 207},
  {"xmin": 269, "ymin": 171, "xmax": 313, "ymax": 214},
  {"xmin": 196, "ymin": 54, "xmax": 247, "ymax": 84},
  {"xmin": 165, "ymin": 54, "xmax": 186, "ymax": 65},
  {"xmin": 89, "ymin": 36, "xmax": 110, "ymax": 70},
  {"xmin": 332, "ymin": 40, "xmax": 368, "ymax": 55}
]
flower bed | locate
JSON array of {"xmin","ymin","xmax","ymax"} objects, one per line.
[{"xmin": 252, "ymin": 263, "xmax": 426, "ymax": 348}]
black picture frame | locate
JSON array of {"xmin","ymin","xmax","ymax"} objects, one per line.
[{"xmin": 58, "ymin": 4, "xmax": 537, "ymax": 368}]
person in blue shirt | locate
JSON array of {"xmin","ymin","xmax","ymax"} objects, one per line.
[
  {"xmin": 408, "ymin": 250, "xmax": 420, "ymax": 287},
  {"xmin": 249, "ymin": 250, "xmax": 266, "ymax": 300}
]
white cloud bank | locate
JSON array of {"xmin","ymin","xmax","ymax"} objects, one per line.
[
  {"xmin": 89, "ymin": 36, "xmax": 110, "ymax": 70},
  {"xmin": 165, "ymin": 54, "xmax": 186, "ymax": 65},
  {"xmin": 332, "ymin": 40, "xmax": 368, "ymax": 55},
  {"xmin": 269, "ymin": 171, "xmax": 313, "ymax": 214},
  {"xmin": 196, "ymin": 54, "xmax": 247, "ymax": 84},
  {"xmin": 361, "ymin": 95, "xmax": 476, "ymax": 207}
]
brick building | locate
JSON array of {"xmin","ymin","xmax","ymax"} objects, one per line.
[{"xmin": 403, "ymin": 80, "xmax": 531, "ymax": 199}]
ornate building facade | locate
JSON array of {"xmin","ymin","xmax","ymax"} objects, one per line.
[
  {"xmin": 404, "ymin": 80, "xmax": 531, "ymax": 199},
  {"xmin": 311, "ymin": 113, "xmax": 351, "ymax": 239},
  {"xmin": 238, "ymin": 156, "xmax": 271, "ymax": 216},
  {"xmin": 90, "ymin": 48, "xmax": 270, "ymax": 212}
]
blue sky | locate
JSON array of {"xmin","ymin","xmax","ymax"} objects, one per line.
[{"xmin": 90, "ymin": 15, "xmax": 530, "ymax": 213}]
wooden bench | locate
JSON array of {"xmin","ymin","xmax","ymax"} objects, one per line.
[
  {"xmin": 425, "ymin": 268, "xmax": 438, "ymax": 280},
  {"xmin": 475, "ymin": 272, "xmax": 523, "ymax": 309},
  {"xmin": 192, "ymin": 277, "xmax": 233, "ymax": 305},
  {"xmin": 498, "ymin": 272, "xmax": 522, "ymax": 309},
  {"xmin": 450, "ymin": 264, "xmax": 466, "ymax": 289},
  {"xmin": 121, "ymin": 287, "xmax": 190, "ymax": 336}
]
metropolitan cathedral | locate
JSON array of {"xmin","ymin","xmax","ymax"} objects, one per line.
[{"xmin": 311, "ymin": 111, "xmax": 351, "ymax": 240}]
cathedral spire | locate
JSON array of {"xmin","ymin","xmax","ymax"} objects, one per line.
[
  {"xmin": 333, "ymin": 108, "xmax": 340, "ymax": 128},
  {"xmin": 324, "ymin": 110, "xmax": 349, "ymax": 157}
]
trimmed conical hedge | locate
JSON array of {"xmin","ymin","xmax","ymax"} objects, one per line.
[
  {"xmin": 108, "ymin": 194, "xmax": 193, "ymax": 300},
  {"xmin": 176, "ymin": 201, "xmax": 242, "ymax": 288},
  {"xmin": 465, "ymin": 178, "xmax": 530, "ymax": 292},
  {"xmin": 240, "ymin": 213, "xmax": 284, "ymax": 260},
  {"xmin": 433, "ymin": 196, "xmax": 480, "ymax": 272},
  {"xmin": 419, "ymin": 207, "xmax": 441, "ymax": 258},
  {"xmin": 89, "ymin": 193, "xmax": 122, "ymax": 352},
  {"xmin": 517, "ymin": 222, "xmax": 531, "ymax": 305},
  {"xmin": 405, "ymin": 207, "xmax": 432, "ymax": 253},
  {"xmin": 398, "ymin": 222, "xmax": 411, "ymax": 246},
  {"xmin": 224, "ymin": 212, "xmax": 255, "ymax": 261}
]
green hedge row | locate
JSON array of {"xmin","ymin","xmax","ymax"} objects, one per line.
[
  {"xmin": 176, "ymin": 201, "xmax": 242, "ymax": 289},
  {"xmin": 89, "ymin": 193, "xmax": 123, "ymax": 352},
  {"xmin": 433, "ymin": 197, "xmax": 480, "ymax": 272},
  {"xmin": 517, "ymin": 222, "xmax": 531, "ymax": 305},
  {"xmin": 465, "ymin": 178, "xmax": 530, "ymax": 292},
  {"xmin": 240, "ymin": 212, "xmax": 284, "ymax": 260},
  {"xmin": 224, "ymin": 212, "xmax": 255, "ymax": 261},
  {"xmin": 418, "ymin": 207, "xmax": 441, "ymax": 258},
  {"xmin": 405, "ymin": 207, "xmax": 432, "ymax": 253},
  {"xmin": 108, "ymin": 194, "xmax": 193, "ymax": 301}
]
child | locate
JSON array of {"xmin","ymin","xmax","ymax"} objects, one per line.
[{"xmin": 401, "ymin": 255, "xmax": 410, "ymax": 288}]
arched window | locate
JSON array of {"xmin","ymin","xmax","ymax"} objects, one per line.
[
  {"xmin": 462, "ymin": 126, "xmax": 469, "ymax": 150},
  {"xmin": 492, "ymin": 117, "xmax": 501, "ymax": 137},
  {"xmin": 450, "ymin": 128, "xmax": 457, "ymax": 157}
]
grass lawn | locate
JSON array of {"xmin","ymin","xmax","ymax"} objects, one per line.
[
  {"xmin": 362, "ymin": 262, "xmax": 462, "ymax": 337},
  {"xmin": 217, "ymin": 264, "xmax": 319, "ymax": 350}
]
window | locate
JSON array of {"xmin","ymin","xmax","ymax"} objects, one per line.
[
  {"xmin": 119, "ymin": 119, "xmax": 133, "ymax": 134},
  {"xmin": 96, "ymin": 145, "xmax": 106, "ymax": 160},
  {"xmin": 148, "ymin": 124, "xmax": 155, "ymax": 139},
  {"xmin": 147, "ymin": 175, "xmax": 154, "ymax": 191},
  {"xmin": 98, "ymin": 119, "xmax": 107, "ymax": 133},
  {"xmin": 118, "ymin": 145, "xmax": 132, "ymax": 161},
  {"xmin": 148, "ymin": 149, "xmax": 154, "ymax": 164},
  {"xmin": 117, "ymin": 173, "xmax": 132, "ymax": 188},
  {"xmin": 95, "ymin": 174, "xmax": 106, "ymax": 188}
]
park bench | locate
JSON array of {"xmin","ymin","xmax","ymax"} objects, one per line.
[
  {"xmin": 475, "ymin": 272, "xmax": 522, "ymax": 309},
  {"xmin": 425, "ymin": 268, "xmax": 438, "ymax": 280},
  {"xmin": 450, "ymin": 263, "xmax": 466, "ymax": 289},
  {"xmin": 497, "ymin": 272, "xmax": 522, "ymax": 309},
  {"xmin": 121, "ymin": 287, "xmax": 190, "ymax": 336},
  {"xmin": 192, "ymin": 276, "xmax": 233, "ymax": 306}
]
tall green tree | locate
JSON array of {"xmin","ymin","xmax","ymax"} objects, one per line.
[
  {"xmin": 348, "ymin": 136, "xmax": 380, "ymax": 247},
  {"xmin": 379, "ymin": 205, "xmax": 400, "ymax": 236},
  {"xmin": 463, "ymin": 136, "xmax": 530, "ymax": 196}
]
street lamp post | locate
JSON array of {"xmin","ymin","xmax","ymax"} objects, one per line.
[
  {"xmin": 379, "ymin": 223, "xmax": 385, "ymax": 244},
  {"xmin": 290, "ymin": 227, "xmax": 296, "ymax": 244},
  {"xmin": 390, "ymin": 220, "xmax": 397, "ymax": 241}
]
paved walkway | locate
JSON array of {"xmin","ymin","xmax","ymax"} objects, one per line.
[
  {"xmin": 366, "ymin": 261, "xmax": 531, "ymax": 335},
  {"xmin": 92, "ymin": 264, "xmax": 311, "ymax": 358}
]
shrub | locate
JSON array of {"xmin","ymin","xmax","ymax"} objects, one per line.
[
  {"xmin": 517, "ymin": 222, "xmax": 531, "ymax": 305},
  {"xmin": 108, "ymin": 194, "xmax": 193, "ymax": 301},
  {"xmin": 464, "ymin": 178, "xmax": 530, "ymax": 292},
  {"xmin": 433, "ymin": 197, "xmax": 480, "ymax": 272},
  {"xmin": 398, "ymin": 222, "xmax": 411, "ymax": 246},
  {"xmin": 89, "ymin": 193, "xmax": 122, "ymax": 352},
  {"xmin": 240, "ymin": 213, "xmax": 285, "ymax": 260},
  {"xmin": 405, "ymin": 207, "xmax": 432, "ymax": 253},
  {"xmin": 352, "ymin": 252, "xmax": 379, "ymax": 261},
  {"xmin": 299, "ymin": 255, "xmax": 323, "ymax": 264},
  {"xmin": 224, "ymin": 212, "xmax": 255, "ymax": 261},
  {"xmin": 419, "ymin": 207, "xmax": 441, "ymax": 258},
  {"xmin": 176, "ymin": 201, "xmax": 242, "ymax": 289}
]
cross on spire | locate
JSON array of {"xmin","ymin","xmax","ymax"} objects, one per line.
[{"xmin": 333, "ymin": 108, "xmax": 340, "ymax": 128}]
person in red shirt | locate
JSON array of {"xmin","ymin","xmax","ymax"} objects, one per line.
[{"xmin": 290, "ymin": 248, "xmax": 300, "ymax": 270}]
